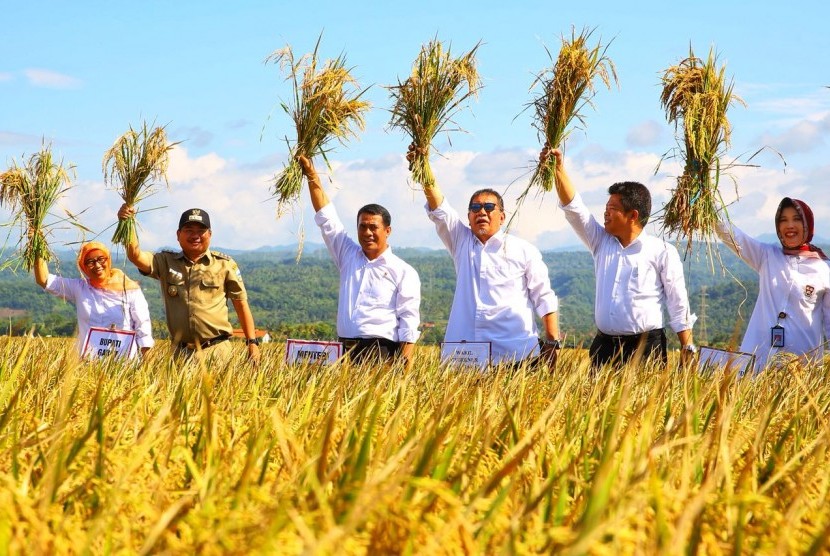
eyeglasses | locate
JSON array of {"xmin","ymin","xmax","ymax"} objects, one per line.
[
  {"xmin": 468, "ymin": 202, "xmax": 498, "ymax": 213},
  {"xmin": 84, "ymin": 256, "xmax": 108, "ymax": 268}
]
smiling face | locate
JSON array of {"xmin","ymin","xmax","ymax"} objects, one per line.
[
  {"xmin": 82, "ymin": 249, "xmax": 110, "ymax": 281},
  {"xmin": 177, "ymin": 223, "xmax": 212, "ymax": 260},
  {"xmin": 467, "ymin": 193, "xmax": 505, "ymax": 243},
  {"xmin": 603, "ymin": 194, "xmax": 637, "ymax": 239},
  {"xmin": 357, "ymin": 213, "xmax": 390, "ymax": 260},
  {"xmin": 777, "ymin": 206, "xmax": 807, "ymax": 249}
]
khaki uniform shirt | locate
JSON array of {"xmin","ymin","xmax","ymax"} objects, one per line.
[{"xmin": 143, "ymin": 250, "xmax": 247, "ymax": 345}]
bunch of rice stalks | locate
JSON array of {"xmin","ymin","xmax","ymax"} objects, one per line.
[
  {"xmin": 0, "ymin": 144, "xmax": 74, "ymax": 270},
  {"xmin": 527, "ymin": 28, "xmax": 616, "ymax": 192},
  {"xmin": 267, "ymin": 36, "xmax": 370, "ymax": 215},
  {"xmin": 103, "ymin": 122, "xmax": 176, "ymax": 245},
  {"xmin": 659, "ymin": 47, "xmax": 743, "ymax": 255},
  {"xmin": 388, "ymin": 39, "xmax": 480, "ymax": 189}
]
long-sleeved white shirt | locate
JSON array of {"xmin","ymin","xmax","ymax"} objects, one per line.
[
  {"xmin": 561, "ymin": 193, "xmax": 696, "ymax": 336},
  {"xmin": 45, "ymin": 274, "xmax": 155, "ymax": 357},
  {"xmin": 716, "ymin": 220, "xmax": 830, "ymax": 370},
  {"xmin": 427, "ymin": 199, "xmax": 559, "ymax": 364},
  {"xmin": 315, "ymin": 204, "xmax": 421, "ymax": 343}
]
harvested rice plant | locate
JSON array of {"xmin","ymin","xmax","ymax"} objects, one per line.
[{"xmin": 659, "ymin": 47, "xmax": 744, "ymax": 257}]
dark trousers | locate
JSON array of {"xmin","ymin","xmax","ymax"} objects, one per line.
[
  {"xmin": 589, "ymin": 329, "xmax": 667, "ymax": 369},
  {"xmin": 339, "ymin": 337, "xmax": 402, "ymax": 365}
]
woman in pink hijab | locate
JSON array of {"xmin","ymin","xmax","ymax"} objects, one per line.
[
  {"xmin": 34, "ymin": 241, "xmax": 154, "ymax": 358},
  {"xmin": 716, "ymin": 197, "xmax": 830, "ymax": 371}
]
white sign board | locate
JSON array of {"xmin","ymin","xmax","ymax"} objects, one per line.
[
  {"xmin": 440, "ymin": 341, "xmax": 491, "ymax": 371},
  {"xmin": 698, "ymin": 346, "xmax": 756, "ymax": 375},
  {"xmin": 285, "ymin": 339, "xmax": 343, "ymax": 366},
  {"xmin": 82, "ymin": 326, "xmax": 136, "ymax": 360}
]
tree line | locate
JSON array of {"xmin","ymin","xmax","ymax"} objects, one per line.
[{"xmin": 0, "ymin": 245, "xmax": 763, "ymax": 348}]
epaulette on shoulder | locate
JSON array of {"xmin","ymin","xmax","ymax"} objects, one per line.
[
  {"xmin": 211, "ymin": 250, "xmax": 232, "ymax": 260},
  {"xmin": 161, "ymin": 249, "xmax": 178, "ymax": 254}
]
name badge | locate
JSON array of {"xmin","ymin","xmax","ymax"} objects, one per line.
[
  {"xmin": 771, "ymin": 325, "xmax": 785, "ymax": 348},
  {"xmin": 285, "ymin": 339, "xmax": 343, "ymax": 366},
  {"xmin": 440, "ymin": 341, "xmax": 491, "ymax": 371},
  {"xmin": 82, "ymin": 327, "xmax": 136, "ymax": 360}
]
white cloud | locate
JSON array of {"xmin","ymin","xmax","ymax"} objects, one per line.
[
  {"xmin": 625, "ymin": 120, "xmax": 666, "ymax": 148},
  {"xmin": 23, "ymin": 68, "xmax": 82, "ymax": 89},
  {"xmin": 757, "ymin": 113, "xmax": 830, "ymax": 154},
  {"xmin": 0, "ymin": 72, "xmax": 12, "ymax": 82},
  {"xmin": 2, "ymin": 145, "xmax": 822, "ymax": 258}
]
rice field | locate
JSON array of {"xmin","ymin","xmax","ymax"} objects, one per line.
[{"xmin": 1, "ymin": 337, "xmax": 828, "ymax": 554}]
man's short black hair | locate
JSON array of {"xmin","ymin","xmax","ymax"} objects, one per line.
[
  {"xmin": 468, "ymin": 188, "xmax": 505, "ymax": 212},
  {"xmin": 608, "ymin": 181, "xmax": 651, "ymax": 227},
  {"xmin": 357, "ymin": 204, "xmax": 391, "ymax": 227}
]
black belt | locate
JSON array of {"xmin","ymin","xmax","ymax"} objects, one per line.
[
  {"xmin": 339, "ymin": 337, "xmax": 402, "ymax": 361},
  {"xmin": 179, "ymin": 334, "xmax": 230, "ymax": 351},
  {"xmin": 596, "ymin": 329, "xmax": 663, "ymax": 341}
]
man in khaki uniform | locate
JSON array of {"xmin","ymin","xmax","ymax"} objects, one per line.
[{"xmin": 118, "ymin": 206, "xmax": 261, "ymax": 365}]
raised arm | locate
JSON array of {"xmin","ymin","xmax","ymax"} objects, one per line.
[
  {"xmin": 297, "ymin": 155, "xmax": 329, "ymax": 212},
  {"xmin": 34, "ymin": 256, "xmax": 49, "ymax": 288},
  {"xmin": 117, "ymin": 204, "xmax": 153, "ymax": 273},
  {"xmin": 407, "ymin": 143, "xmax": 443, "ymax": 210},
  {"xmin": 550, "ymin": 148, "xmax": 576, "ymax": 206}
]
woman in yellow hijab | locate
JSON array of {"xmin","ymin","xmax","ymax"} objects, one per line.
[{"xmin": 34, "ymin": 241, "xmax": 154, "ymax": 358}]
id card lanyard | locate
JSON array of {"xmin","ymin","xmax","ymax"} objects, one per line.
[{"xmin": 772, "ymin": 260, "xmax": 799, "ymax": 348}]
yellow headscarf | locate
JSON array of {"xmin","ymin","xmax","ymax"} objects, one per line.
[{"xmin": 77, "ymin": 241, "xmax": 142, "ymax": 292}]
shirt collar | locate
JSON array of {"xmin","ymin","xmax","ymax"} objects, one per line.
[
  {"xmin": 474, "ymin": 228, "xmax": 506, "ymax": 248},
  {"xmin": 363, "ymin": 246, "xmax": 392, "ymax": 264}
]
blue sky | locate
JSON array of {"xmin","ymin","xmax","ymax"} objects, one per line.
[{"xmin": 2, "ymin": 0, "xmax": 829, "ymax": 256}]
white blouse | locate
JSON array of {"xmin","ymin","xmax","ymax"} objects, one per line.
[{"xmin": 45, "ymin": 274, "xmax": 155, "ymax": 358}]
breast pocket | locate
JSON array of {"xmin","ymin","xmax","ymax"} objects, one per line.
[
  {"xmin": 481, "ymin": 261, "xmax": 526, "ymax": 303},
  {"xmin": 629, "ymin": 264, "xmax": 657, "ymax": 297},
  {"xmin": 363, "ymin": 273, "xmax": 397, "ymax": 309},
  {"xmin": 192, "ymin": 271, "xmax": 223, "ymax": 304}
]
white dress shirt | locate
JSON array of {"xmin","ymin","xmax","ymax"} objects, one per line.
[
  {"xmin": 45, "ymin": 274, "xmax": 155, "ymax": 357},
  {"xmin": 315, "ymin": 204, "xmax": 421, "ymax": 343},
  {"xmin": 427, "ymin": 199, "xmax": 559, "ymax": 363},
  {"xmin": 717, "ymin": 220, "xmax": 830, "ymax": 370},
  {"xmin": 561, "ymin": 193, "xmax": 696, "ymax": 336}
]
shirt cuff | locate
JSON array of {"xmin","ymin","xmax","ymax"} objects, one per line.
[{"xmin": 535, "ymin": 296, "xmax": 559, "ymax": 318}]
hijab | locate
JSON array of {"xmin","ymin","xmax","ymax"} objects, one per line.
[
  {"xmin": 776, "ymin": 198, "xmax": 828, "ymax": 260},
  {"xmin": 77, "ymin": 241, "xmax": 142, "ymax": 292}
]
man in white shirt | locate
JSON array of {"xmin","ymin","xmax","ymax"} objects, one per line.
[
  {"xmin": 298, "ymin": 155, "xmax": 421, "ymax": 369},
  {"xmin": 410, "ymin": 152, "xmax": 561, "ymax": 367},
  {"xmin": 548, "ymin": 148, "xmax": 696, "ymax": 369}
]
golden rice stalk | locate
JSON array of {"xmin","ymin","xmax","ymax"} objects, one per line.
[
  {"xmin": 103, "ymin": 122, "xmax": 176, "ymax": 245},
  {"xmin": 0, "ymin": 144, "xmax": 74, "ymax": 271},
  {"xmin": 388, "ymin": 39, "xmax": 480, "ymax": 189},
  {"xmin": 528, "ymin": 28, "xmax": 616, "ymax": 192},
  {"xmin": 267, "ymin": 36, "xmax": 370, "ymax": 216},
  {"xmin": 659, "ymin": 47, "xmax": 744, "ymax": 255}
]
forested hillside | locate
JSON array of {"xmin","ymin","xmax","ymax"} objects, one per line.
[{"xmin": 0, "ymin": 244, "xmax": 768, "ymax": 348}]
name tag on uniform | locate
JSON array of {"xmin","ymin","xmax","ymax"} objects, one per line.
[
  {"xmin": 440, "ymin": 341, "xmax": 491, "ymax": 371},
  {"xmin": 285, "ymin": 339, "xmax": 343, "ymax": 366},
  {"xmin": 698, "ymin": 346, "xmax": 756, "ymax": 376},
  {"xmin": 83, "ymin": 327, "xmax": 136, "ymax": 360}
]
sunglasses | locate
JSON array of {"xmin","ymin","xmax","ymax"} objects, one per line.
[
  {"xmin": 468, "ymin": 202, "xmax": 498, "ymax": 213},
  {"xmin": 84, "ymin": 256, "xmax": 108, "ymax": 268}
]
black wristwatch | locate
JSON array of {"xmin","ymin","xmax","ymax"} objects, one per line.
[
  {"xmin": 541, "ymin": 338, "xmax": 562, "ymax": 349},
  {"xmin": 245, "ymin": 338, "xmax": 261, "ymax": 346}
]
